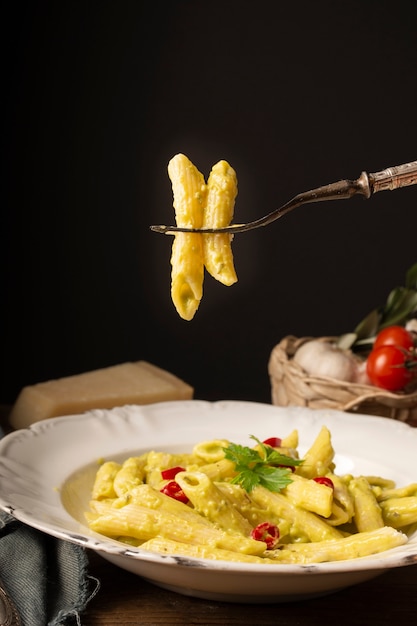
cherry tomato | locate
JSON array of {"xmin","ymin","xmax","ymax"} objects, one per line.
[
  {"xmin": 250, "ymin": 522, "xmax": 280, "ymax": 549},
  {"xmin": 262, "ymin": 437, "xmax": 282, "ymax": 448},
  {"xmin": 373, "ymin": 325, "xmax": 414, "ymax": 352},
  {"xmin": 160, "ymin": 481, "xmax": 189, "ymax": 504},
  {"xmin": 366, "ymin": 345, "xmax": 415, "ymax": 391},
  {"xmin": 161, "ymin": 466, "xmax": 186, "ymax": 480},
  {"xmin": 313, "ymin": 476, "xmax": 334, "ymax": 489}
]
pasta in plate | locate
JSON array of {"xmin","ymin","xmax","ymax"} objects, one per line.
[{"xmin": 86, "ymin": 426, "xmax": 416, "ymax": 565}]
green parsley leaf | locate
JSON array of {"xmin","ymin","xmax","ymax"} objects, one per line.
[
  {"xmin": 222, "ymin": 442, "xmax": 260, "ymax": 470},
  {"xmin": 230, "ymin": 467, "xmax": 260, "ymax": 492},
  {"xmin": 223, "ymin": 435, "xmax": 302, "ymax": 493}
]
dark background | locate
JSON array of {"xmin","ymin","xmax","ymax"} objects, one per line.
[{"xmin": 2, "ymin": 0, "xmax": 416, "ymax": 406}]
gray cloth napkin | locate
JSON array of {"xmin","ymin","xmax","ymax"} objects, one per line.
[{"xmin": 0, "ymin": 511, "xmax": 100, "ymax": 626}]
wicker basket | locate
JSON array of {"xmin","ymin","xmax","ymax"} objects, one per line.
[{"xmin": 268, "ymin": 335, "xmax": 417, "ymax": 426}]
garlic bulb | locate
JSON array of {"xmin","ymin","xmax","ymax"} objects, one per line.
[
  {"xmin": 353, "ymin": 359, "xmax": 371, "ymax": 386},
  {"xmin": 293, "ymin": 340, "xmax": 358, "ymax": 382},
  {"xmin": 405, "ymin": 318, "xmax": 417, "ymax": 335}
]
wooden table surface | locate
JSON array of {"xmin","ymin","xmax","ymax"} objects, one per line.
[{"xmin": 1, "ymin": 406, "xmax": 416, "ymax": 624}]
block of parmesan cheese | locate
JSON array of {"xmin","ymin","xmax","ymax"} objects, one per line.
[{"xmin": 9, "ymin": 361, "xmax": 194, "ymax": 429}]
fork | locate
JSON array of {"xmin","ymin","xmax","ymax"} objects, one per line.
[{"xmin": 150, "ymin": 160, "xmax": 417, "ymax": 235}]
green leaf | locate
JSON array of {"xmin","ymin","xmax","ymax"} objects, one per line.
[
  {"xmin": 336, "ymin": 333, "xmax": 358, "ymax": 350},
  {"xmin": 354, "ymin": 309, "xmax": 381, "ymax": 340},
  {"xmin": 223, "ymin": 442, "xmax": 261, "ymax": 469},
  {"xmin": 405, "ymin": 262, "xmax": 417, "ymax": 290},
  {"xmin": 223, "ymin": 436, "xmax": 302, "ymax": 493},
  {"xmin": 380, "ymin": 288, "xmax": 417, "ymax": 328},
  {"xmin": 230, "ymin": 468, "xmax": 260, "ymax": 492},
  {"xmin": 255, "ymin": 465, "xmax": 293, "ymax": 491},
  {"xmin": 349, "ymin": 263, "xmax": 417, "ymax": 348}
]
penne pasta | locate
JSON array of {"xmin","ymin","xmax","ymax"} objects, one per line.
[
  {"xmin": 282, "ymin": 473, "xmax": 333, "ymax": 518},
  {"xmin": 166, "ymin": 154, "xmax": 238, "ymax": 320},
  {"xmin": 324, "ymin": 474, "xmax": 355, "ymax": 526},
  {"xmin": 249, "ymin": 486, "xmax": 343, "ymax": 543},
  {"xmin": 176, "ymin": 471, "xmax": 253, "ymax": 535},
  {"xmin": 267, "ymin": 527, "xmax": 407, "ymax": 564},
  {"xmin": 144, "ymin": 450, "xmax": 198, "ymax": 489},
  {"xmin": 139, "ymin": 537, "xmax": 275, "ymax": 564},
  {"xmin": 375, "ymin": 483, "xmax": 417, "ymax": 503},
  {"xmin": 348, "ymin": 477, "xmax": 385, "ymax": 532},
  {"xmin": 296, "ymin": 426, "xmax": 335, "ymax": 479},
  {"xmin": 202, "ymin": 160, "xmax": 238, "ymax": 286},
  {"xmin": 168, "ymin": 154, "xmax": 207, "ymax": 320},
  {"xmin": 280, "ymin": 429, "xmax": 299, "ymax": 450},
  {"xmin": 113, "ymin": 456, "xmax": 147, "ymax": 497},
  {"xmin": 192, "ymin": 439, "xmax": 230, "ymax": 463},
  {"xmin": 89, "ymin": 500, "xmax": 266, "ymax": 555},
  {"xmin": 197, "ymin": 458, "xmax": 237, "ymax": 481},
  {"xmin": 91, "ymin": 461, "xmax": 121, "ymax": 500},
  {"xmin": 119, "ymin": 483, "xmax": 213, "ymax": 526},
  {"xmin": 215, "ymin": 481, "xmax": 287, "ymax": 532},
  {"xmin": 380, "ymin": 497, "xmax": 417, "ymax": 529}
]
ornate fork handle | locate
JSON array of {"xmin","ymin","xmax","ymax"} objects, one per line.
[
  {"xmin": 150, "ymin": 160, "xmax": 417, "ymax": 235},
  {"xmin": 369, "ymin": 161, "xmax": 417, "ymax": 193}
]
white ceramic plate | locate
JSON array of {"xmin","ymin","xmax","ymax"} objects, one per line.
[{"xmin": 0, "ymin": 400, "xmax": 416, "ymax": 602}]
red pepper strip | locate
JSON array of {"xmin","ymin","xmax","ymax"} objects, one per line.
[
  {"xmin": 250, "ymin": 522, "xmax": 280, "ymax": 549},
  {"xmin": 262, "ymin": 437, "xmax": 282, "ymax": 448},
  {"xmin": 161, "ymin": 466, "xmax": 186, "ymax": 480},
  {"xmin": 313, "ymin": 476, "xmax": 334, "ymax": 489},
  {"xmin": 160, "ymin": 481, "xmax": 189, "ymax": 504}
]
